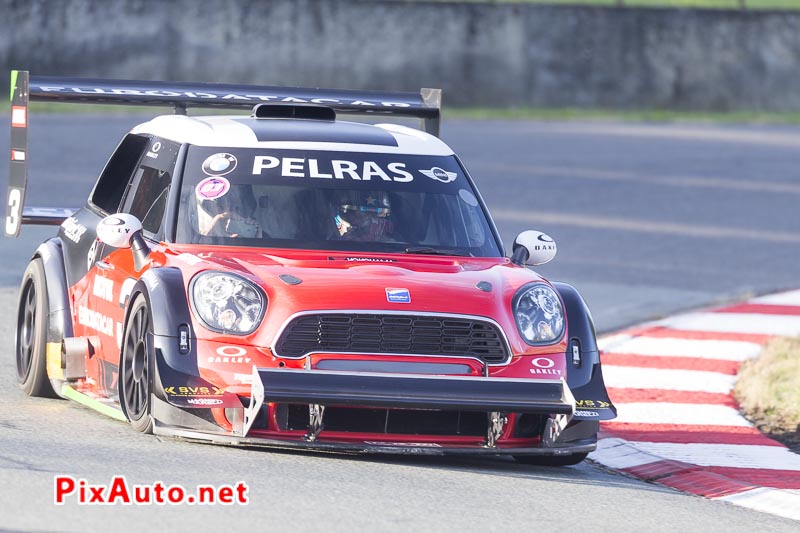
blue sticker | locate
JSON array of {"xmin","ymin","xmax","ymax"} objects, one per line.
[{"xmin": 386, "ymin": 288, "xmax": 411, "ymax": 304}]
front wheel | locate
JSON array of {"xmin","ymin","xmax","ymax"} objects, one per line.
[
  {"xmin": 120, "ymin": 295, "xmax": 154, "ymax": 434},
  {"xmin": 15, "ymin": 258, "xmax": 56, "ymax": 397},
  {"xmin": 514, "ymin": 452, "xmax": 589, "ymax": 467}
]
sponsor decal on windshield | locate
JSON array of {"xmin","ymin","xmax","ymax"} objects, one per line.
[
  {"xmin": 253, "ymin": 156, "xmax": 414, "ymax": 182},
  {"xmin": 188, "ymin": 149, "xmax": 468, "ymax": 196},
  {"xmin": 196, "ymin": 177, "xmax": 231, "ymax": 200},
  {"xmin": 203, "ymin": 153, "xmax": 238, "ymax": 176},
  {"xmin": 419, "ymin": 167, "xmax": 457, "ymax": 183}
]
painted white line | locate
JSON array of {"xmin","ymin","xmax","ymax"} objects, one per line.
[
  {"xmin": 717, "ymin": 488, "xmax": 800, "ymax": 521},
  {"xmin": 598, "ymin": 334, "xmax": 633, "ymax": 352},
  {"xmin": 589, "ymin": 438, "xmax": 664, "ymax": 469},
  {"xmin": 613, "ymin": 403, "xmax": 752, "ymax": 427},
  {"xmin": 602, "ymin": 365, "xmax": 737, "ymax": 394},
  {"xmin": 599, "ymin": 336, "xmax": 762, "ymax": 362},
  {"xmin": 749, "ymin": 289, "xmax": 800, "ymax": 306},
  {"xmin": 657, "ymin": 312, "xmax": 800, "ymax": 336},
  {"xmin": 628, "ymin": 442, "xmax": 800, "ymax": 471}
]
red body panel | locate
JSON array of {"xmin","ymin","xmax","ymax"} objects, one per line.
[{"xmin": 69, "ymin": 243, "xmax": 571, "ymax": 448}]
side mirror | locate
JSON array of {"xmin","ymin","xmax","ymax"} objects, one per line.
[
  {"xmin": 511, "ymin": 230, "xmax": 557, "ymax": 266},
  {"xmin": 96, "ymin": 214, "xmax": 151, "ymax": 271}
]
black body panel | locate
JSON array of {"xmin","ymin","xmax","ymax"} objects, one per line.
[
  {"xmin": 554, "ymin": 282, "xmax": 617, "ymax": 421},
  {"xmin": 33, "ymin": 238, "xmax": 73, "ymax": 344}
]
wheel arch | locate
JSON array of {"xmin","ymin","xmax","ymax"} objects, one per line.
[
  {"xmin": 553, "ymin": 281, "xmax": 617, "ymax": 421},
  {"xmin": 31, "ymin": 238, "xmax": 73, "ymax": 344},
  {"xmin": 122, "ymin": 266, "xmax": 199, "ymax": 377}
]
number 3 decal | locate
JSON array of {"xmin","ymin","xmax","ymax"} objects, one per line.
[{"xmin": 5, "ymin": 188, "xmax": 21, "ymax": 235}]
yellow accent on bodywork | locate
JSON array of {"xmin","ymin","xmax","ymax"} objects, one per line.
[
  {"xmin": 61, "ymin": 385, "xmax": 127, "ymax": 422},
  {"xmin": 46, "ymin": 342, "xmax": 64, "ymax": 380}
]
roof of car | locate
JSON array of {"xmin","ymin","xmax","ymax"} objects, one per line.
[{"xmin": 130, "ymin": 115, "xmax": 454, "ymax": 156}]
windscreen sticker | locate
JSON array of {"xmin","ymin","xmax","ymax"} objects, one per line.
[
  {"xmin": 202, "ymin": 153, "xmax": 238, "ymax": 176},
  {"xmin": 252, "ymin": 156, "xmax": 413, "ymax": 182},
  {"xmin": 196, "ymin": 177, "xmax": 231, "ymax": 200},
  {"xmin": 458, "ymin": 189, "xmax": 478, "ymax": 207},
  {"xmin": 188, "ymin": 148, "xmax": 465, "ymax": 194},
  {"xmin": 145, "ymin": 141, "xmax": 161, "ymax": 159},
  {"xmin": 419, "ymin": 167, "xmax": 457, "ymax": 183}
]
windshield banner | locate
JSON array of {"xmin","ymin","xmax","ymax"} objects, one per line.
[{"xmin": 187, "ymin": 148, "xmax": 464, "ymax": 193}]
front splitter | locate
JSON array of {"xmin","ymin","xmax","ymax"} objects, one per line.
[{"xmin": 153, "ymin": 422, "xmax": 596, "ymax": 457}]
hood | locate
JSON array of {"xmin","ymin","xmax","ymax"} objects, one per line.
[{"xmin": 167, "ymin": 246, "xmax": 554, "ymax": 354}]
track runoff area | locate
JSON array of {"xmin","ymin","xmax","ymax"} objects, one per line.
[{"xmin": 591, "ymin": 289, "xmax": 800, "ymax": 521}]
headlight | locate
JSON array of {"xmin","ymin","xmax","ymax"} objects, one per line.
[
  {"xmin": 513, "ymin": 283, "xmax": 564, "ymax": 345},
  {"xmin": 190, "ymin": 272, "xmax": 266, "ymax": 335}
]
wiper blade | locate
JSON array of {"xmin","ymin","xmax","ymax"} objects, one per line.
[{"xmin": 403, "ymin": 246, "xmax": 470, "ymax": 256}]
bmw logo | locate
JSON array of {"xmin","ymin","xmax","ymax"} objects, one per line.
[{"xmin": 202, "ymin": 153, "xmax": 237, "ymax": 176}]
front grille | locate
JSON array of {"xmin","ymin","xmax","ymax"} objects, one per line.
[{"xmin": 274, "ymin": 313, "xmax": 510, "ymax": 364}]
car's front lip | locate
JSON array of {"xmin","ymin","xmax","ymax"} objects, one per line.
[{"xmin": 151, "ymin": 422, "xmax": 598, "ymax": 456}]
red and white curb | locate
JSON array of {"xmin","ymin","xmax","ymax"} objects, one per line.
[{"xmin": 589, "ymin": 289, "xmax": 800, "ymax": 521}]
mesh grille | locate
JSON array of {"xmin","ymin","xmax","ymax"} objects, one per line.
[{"xmin": 274, "ymin": 313, "xmax": 510, "ymax": 364}]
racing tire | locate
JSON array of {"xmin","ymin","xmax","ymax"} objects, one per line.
[
  {"xmin": 513, "ymin": 452, "xmax": 589, "ymax": 467},
  {"xmin": 15, "ymin": 258, "xmax": 57, "ymax": 397},
  {"xmin": 120, "ymin": 295, "xmax": 154, "ymax": 434}
]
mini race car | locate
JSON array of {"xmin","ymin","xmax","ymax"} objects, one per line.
[{"xmin": 7, "ymin": 71, "xmax": 615, "ymax": 465}]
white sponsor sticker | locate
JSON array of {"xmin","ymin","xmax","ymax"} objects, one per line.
[
  {"xmin": 187, "ymin": 398, "xmax": 224, "ymax": 406},
  {"xmin": 419, "ymin": 167, "xmax": 457, "ymax": 183},
  {"xmin": 252, "ymin": 157, "xmax": 413, "ymax": 182},
  {"xmin": 62, "ymin": 216, "xmax": 88, "ymax": 244},
  {"xmin": 92, "ymin": 277, "xmax": 114, "ymax": 302},
  {"xmin": 78, "ymin": 305, "xmax": 114, "ymax": 336}
]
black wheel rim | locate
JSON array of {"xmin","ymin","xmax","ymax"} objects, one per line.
[
  {"xmin": 122, "ymin": 305, "xmax": 150, "ymax": 419},
  {"xmin": 16, "ymin": 278, "xmax": 36, "ymax": 382}
]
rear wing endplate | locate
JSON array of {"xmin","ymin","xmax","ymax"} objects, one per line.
[{"xmin": 4, "ymin": 70, "xmax": 442, "ymax": 237}]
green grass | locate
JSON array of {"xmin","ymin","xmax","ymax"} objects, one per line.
[
  {"xmin": 4, "ymin": 103, "xmax": 800, "ymax": 125},
  {"xmin": 418, "ymin": 0, "xmax": 800, "ymax": 9},
  {"xmin": 735, "ymin": 337, "xmax": 800, "ymax": 438},
  {"xmin": 444, "ymin": 107, "xmax": 800, "ymax": 124}
]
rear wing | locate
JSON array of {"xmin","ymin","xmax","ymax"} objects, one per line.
[{"xmin": 4, "ymin": 70, "xmax": 442, "ymax": 237}]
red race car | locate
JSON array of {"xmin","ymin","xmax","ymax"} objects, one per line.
[{"xmin": 8, "ymin": 71, "xmax": 615, "ymax": 465}]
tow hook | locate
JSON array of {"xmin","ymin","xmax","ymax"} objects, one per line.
[
  {"xmin": 542, "ymin": 414, "xmax": 569, "ymax": 447},
  {"xmin": 485, "ymin": 411, "xmax": 508, "ymax": 448},
  {"xmin": 305, "ymin": 404, "xmax": 325, "ymax": 442}
]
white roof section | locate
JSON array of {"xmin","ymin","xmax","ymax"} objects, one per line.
[{"xmin": 129, "ymin": 115, "xmax": 454, "ymax": 156}]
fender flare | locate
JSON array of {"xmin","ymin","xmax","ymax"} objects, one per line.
[
  {"xmin": 553, "ymin": 282, "xmax": 616, "ymax": 421},
  {"xmin": 124, "ymin": 266, "xmax": 199, "ymax": 377},
  {"xmin": 122, "ymin": 267, "xmax": 237, "ymax": 428},
  {"xmin": 33, "ymin": 238, "xmax": 73, "ymax": 344}
]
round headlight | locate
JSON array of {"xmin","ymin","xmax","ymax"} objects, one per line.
[
  {"xmin": 513, "ymin": 283, "xmax": 565, "ymax": 345},
  {"xmin": 190, "ymin": 272, "xmax": 266, "ymax": 335}
]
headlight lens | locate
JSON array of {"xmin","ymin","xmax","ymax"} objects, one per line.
[
  {"xmin": 513, "ymin": 283, "xmax": 565, "ymax": 345},
  {"xmin": 191, "ymin": 272, "xmax": 265, "ymax": 335}
]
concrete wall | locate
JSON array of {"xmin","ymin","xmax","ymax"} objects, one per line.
[{"xmin": 1, "ymin": 0, "xmax": 800, "ymax": 111}]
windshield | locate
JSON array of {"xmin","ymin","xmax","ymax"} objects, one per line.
[{"xmin": 176, "ymin": 147, "xmax": 502, "ymax": 257}]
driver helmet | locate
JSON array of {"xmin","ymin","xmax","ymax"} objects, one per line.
[{"xmin": 334, "ymin": 191, "xmax": 393, "ymax": 241}]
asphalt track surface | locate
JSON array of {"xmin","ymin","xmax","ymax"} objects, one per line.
[{"xmin": 1, "ymin": 116, "xmax": 798, "ymax": 531}]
